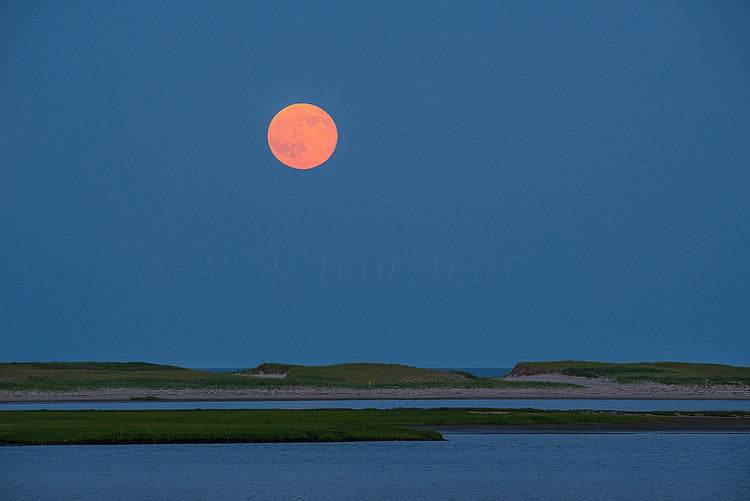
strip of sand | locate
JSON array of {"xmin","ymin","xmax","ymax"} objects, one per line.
[
  {"xmin": 1, "ymin": 374, "xmax": 749, "ymax": 403},
  {"xmin": 412, "ymin": 415, "xmax": 750, "ymax": 433}
]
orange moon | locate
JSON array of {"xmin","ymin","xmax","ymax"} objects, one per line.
[{"xmin": 267, "ymin": 103, "xmax": 338, "ymax": 170}]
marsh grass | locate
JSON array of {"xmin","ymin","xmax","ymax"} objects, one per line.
[
  {"xmin": 515, "ymin": 361, "xmax": 750, "ymax": 386},
  {"xmin": 0, "ymin": 362, "xmax": 580, "ymax": 392},
  {"xmin": 0, "ymin": 408, "xmax": 683, "ymax": 445}
]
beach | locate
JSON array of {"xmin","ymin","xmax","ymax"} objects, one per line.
[{"xmin": 2, "ymin": 374, "xmax": 748, "ymax": 402}]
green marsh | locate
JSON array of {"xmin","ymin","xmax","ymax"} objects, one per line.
[{"xmin": 0, "ymin": 408, "xmax": 679, "ymax": 445}]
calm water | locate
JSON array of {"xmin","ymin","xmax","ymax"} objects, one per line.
[
  {"xmin": 2, "ymin": 433, "xmax": 747, "ymax": 500},
  {"xmin": 3, "ymin": 399, "xmax": 749, "ymax": 411}
]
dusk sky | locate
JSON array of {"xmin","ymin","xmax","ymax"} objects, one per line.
[{"xmin": 2, "ymin": 1, "xmax": 748, "ymax": 368}]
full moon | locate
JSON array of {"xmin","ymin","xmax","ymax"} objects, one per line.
[{"xmin": 267, "ymin": 103, "xmax": 338, "ymax": 170}]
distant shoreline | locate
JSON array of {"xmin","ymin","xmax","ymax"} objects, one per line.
[{"xmin": 3, "ymin": 362, "xmax": 749, "ymax": 403}]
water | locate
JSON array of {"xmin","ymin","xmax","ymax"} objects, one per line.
[
  {"xmin": 3, "ymin": 398, "xmax": 749, "ymax": 411},
  {"xmin": 2, "ymin": 433, "xmax": 747, "ymax": 500}
]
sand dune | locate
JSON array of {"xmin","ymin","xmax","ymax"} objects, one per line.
[{"xmin": 1, "ymin": 374, "xmax": 749, "ymax": 402}]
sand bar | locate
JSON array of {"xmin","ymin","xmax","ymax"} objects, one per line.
[
  {"xmin": 1, "ymin": 374, "xmax": 749, "ymax": 403},
  {"xmin": 414, "ymin": 415, "xmax": 750, "ymax": 433}
]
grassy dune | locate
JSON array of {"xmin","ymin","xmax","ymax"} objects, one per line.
[
  {"xmin": 512, "ymin": 361, "xmax": 750, "ymax": 386},
  {"xmin": 0, "ymin": 362, "xmax": 239, "ymax": 392},
  {"xmin": 4, "ymin": 360, "xmax": 747, "ymax": 392},
  {"xmin": 241, "ymin": 363, "xmax": 480, "ymax": 386},
  {"xmin": 0, "ymin": 362, "xmax": 579, "ymax": 392},
  {"xmin": 0, "ymin": 408, "xmax": 678, "ymax": 445}
]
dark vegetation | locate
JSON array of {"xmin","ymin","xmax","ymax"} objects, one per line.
[{"xmin": 0, "ymin": 407, "xmax": 715, "ymax": 445}]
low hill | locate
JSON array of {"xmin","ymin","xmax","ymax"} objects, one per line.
[
  {"xmin": 508, "ymin": 361, "xmax": 750, "ymax": 386},
  {"xmin": 0, "ymin": 361, "xmax": 576, "ymax": 392},
  {"xmin": 0, "ymin": 362, "xmax": 235, "ymax": 392},
  {"xmin": 242, "ymin": 362, "xmax": 474, "ymax": 385}
]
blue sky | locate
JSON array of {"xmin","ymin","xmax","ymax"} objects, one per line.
[{"xmin": 2, "ymin": 1, "xmax": 748, "ymax": 368}]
